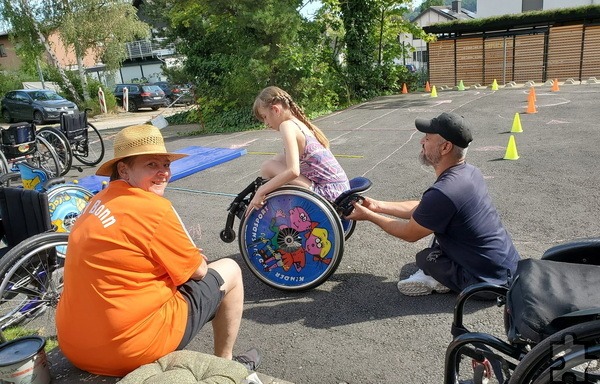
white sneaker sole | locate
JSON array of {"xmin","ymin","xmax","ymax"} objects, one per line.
[{"xmin": 397, "ymin": 281, "xmax": 450, "ymax": 296}]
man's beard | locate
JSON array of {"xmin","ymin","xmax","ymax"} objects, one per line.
[{"xmin": 419, "ymin": 150, "xmax": 440, "ymax": 167}]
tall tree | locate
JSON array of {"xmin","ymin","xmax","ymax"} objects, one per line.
[{"xmin": 1, "ymin": 0, "xmax": 150, "ymax": 103}]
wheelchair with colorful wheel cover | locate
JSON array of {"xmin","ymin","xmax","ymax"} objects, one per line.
[
  {"xmin": 220, "ymin": 176, "xmax": 372, "ymax": 291},
  {"xmin": 14, "ymin": 162, "xmax": 94, "ymax": 258}
]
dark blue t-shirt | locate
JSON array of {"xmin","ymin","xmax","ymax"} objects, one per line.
[{"xmin": 412, "ymin": 163, "xmax": 519, "ymax": 285}]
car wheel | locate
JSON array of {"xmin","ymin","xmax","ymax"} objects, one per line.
[
  {"xmin": 1, "ymin": 109, "xmax": 12, "ymax": 123},
  {"xmin": 128, "ymin": 100, "xmax": 138, "ymax": 112},
  {"xmin": 151, "ymin": 106, "xmax": 160, "ymax": 111},
  {"xmin": 33, "ymin": 110, "xmax": 44, "ymax": 125}
]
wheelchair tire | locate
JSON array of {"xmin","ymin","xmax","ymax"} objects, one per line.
[
  {"xmin": 341, "ymin": 218, "xmax": 357, "ymax": 240},
  {"xmin": 46, "ymin": 184, "xmax": 93, "ymax": 258},
  {"xmin": 508, "ymin": 319, "xmax": 600, "ymax": 384},
  {"xmin": 0, "ymin": 232, "xmax": 69, "ymax": 331},
  {"xmin": 238, "ymin": 186, "xmax": 344, "ymax": 291},
  {"xmin": 30, "ymin": 136, "xmax": 61, "ymax": 178},
  {"xmin": 0, "ymin": 151, "xmax": 10, "ymax": 186},
  {"xmin": 37, "ymin": 127, "xmax": 73, "ymax": 176},
  {"xmin": 72, "ymin": 122, "xmax": 105, "ymax": 166}
]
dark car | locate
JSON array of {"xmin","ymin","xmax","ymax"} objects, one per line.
[
  {"xmin": 152, "ymin": 81, "xmax": 194, "ymax": 105},
  {"xmin": 1, "ymin": 89, "xmax": 79, "ymax": 124},
  {"xmin": 113, "ymin": 84, "xmax": 167, "ymax": 112}
]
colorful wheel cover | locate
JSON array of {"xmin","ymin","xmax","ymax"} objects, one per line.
[
  {"xmin": 241, "ymin": 189, "xmax": 342, "ymax": 289},
  {"xmin": 47, "ymin": 185, "xmax": 93, "ymax": 257}
]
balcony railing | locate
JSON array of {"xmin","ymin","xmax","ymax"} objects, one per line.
[{"xmin": 125, "ymin": 38, "xmax": 175, "ymax": 59}]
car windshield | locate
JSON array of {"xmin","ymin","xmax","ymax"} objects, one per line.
[
  {"xmin": 31, "ymin": 91, "xmax": 64, "ymax": 101},
  {"xmin": 143, "ymin": 86, "xmax": 162, "ymax": 92}
]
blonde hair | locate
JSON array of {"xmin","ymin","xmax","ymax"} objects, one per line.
[{"xmin": 253, "ymin": 86, "xmax": 330, "ymax": 148}]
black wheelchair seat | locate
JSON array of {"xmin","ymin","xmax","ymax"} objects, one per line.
[{"xmin": 506, "ymin": 258, "xmax": 600, "ymax": 345}]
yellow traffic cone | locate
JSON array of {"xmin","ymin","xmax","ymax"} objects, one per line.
[
  {"xmin": 430, "ymin": 85, "xmax": 438, "ymax": 98},
  {"xmin": 491, "ymin": 79, "xmax": 499, "ymax": 91},
  {"xmin": 504, "ymin": 135, "xmax": 519, "ymax": 160},
  {"xmin": 457, "ymin": 80, "xmax": 465, "ymax": 91},
  {"xmin": 511, "ymin": 113, "xmax": 523, "ymax": 133}
]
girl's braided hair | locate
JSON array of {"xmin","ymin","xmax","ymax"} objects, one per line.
[{"xmin": 253, "ymin": 86, "xmax": 330, "ymax": 148}]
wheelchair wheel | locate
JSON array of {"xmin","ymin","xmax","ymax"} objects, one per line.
[
  {"xmin": 30, "ymin": 136, "xmax": 61, "ymax": 178},
  {"xmin": 341, "ymin": 218, "xmax": 357, "ymax": 240},
  {"xmin": 0, "ymin": 232, "xmax": 69, "ymax": 332},
  {"xmin": 238, "ymin": 186, "xmax": 344, "ymax": 291},
  {"xmin": 509, "ymin": 319, "xmax": 600, "ymax": 384},
  {"xmin": 37, "ymin": 126, "xmax": 73, "ymax": 176},
  {"xmin": 0, "ymin": 151, "xmax": 10, "ymax": 186},
  {"xmin": 46, "ymin": 184, "xmax": 93, "ymax": 257},
  {"xmin": 72, "ymin": 122, "xmax": 105, "ymax": 166}
]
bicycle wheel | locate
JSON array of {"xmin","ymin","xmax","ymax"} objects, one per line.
[
  {"xmin": 0, "ymin": 232, "xmax": 69, "ymax": 333},
  {"xmin": 37, "ymin": 127, "xmax": 73, "ymax": 176},
  {"xmin": 72, "ymin": 122, "xmax": 105, "ymax": 166},
  {"xmin": 46, "ymin": 184, "xmax": 93, "ymax": 258},
  {"xmin": 509, "ymin": 320, "xmax": 600, "ymax": 384},
  {"xmin": 238, "ymin": 186, "xmax": 344, "ymax": 291},
  {"xmin": 30, "ymin": 136, "xmax": 61, "ymax": 178}
]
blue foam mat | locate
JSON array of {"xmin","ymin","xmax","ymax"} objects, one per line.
[{"xmin": 74, "ymin": 146, "xmax": 246, "ymax": 193}]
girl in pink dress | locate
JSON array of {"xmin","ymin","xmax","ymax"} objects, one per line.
[{"xmin": 248, "ymin": 86, "xmax": 349, "ymax": 214}]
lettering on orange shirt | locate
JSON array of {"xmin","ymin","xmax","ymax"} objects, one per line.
[{"xmin": 88, "ymin": 200, "xmax": 116, "ymax": 228}]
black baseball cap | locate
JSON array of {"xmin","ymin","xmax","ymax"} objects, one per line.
[{"xmin": 415, "ymin": 112, "xmax": 473, "ymax": 148}]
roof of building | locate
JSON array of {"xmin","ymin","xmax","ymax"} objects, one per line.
[{"xmin": 411, "ymin": 5, "xmax": 476, "ymax": 23}]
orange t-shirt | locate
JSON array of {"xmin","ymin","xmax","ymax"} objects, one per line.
[{"xmin": 56, "ymin": 180, "xmax": 203, "ymax": 376}]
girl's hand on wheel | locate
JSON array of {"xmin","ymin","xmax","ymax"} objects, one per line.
[{"xmin": 246, "ymin": 193, "xmax": 266, "ymax": 217}]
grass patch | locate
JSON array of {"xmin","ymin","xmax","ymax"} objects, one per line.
[{"xmin": 3, "ymin": 327, "xmax": 58, "ymax": 352}]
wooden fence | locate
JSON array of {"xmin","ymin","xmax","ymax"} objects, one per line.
[{"xmin": 428, "ymin": 23, "xmax": 600, "ymax": 86}]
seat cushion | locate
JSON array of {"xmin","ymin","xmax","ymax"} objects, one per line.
[
  {"xmin": 506, "ymin": 258, "xmax": 600, "ymax": 344},
  {"xmin": 118, "ymin": 350, "xmax": 249, "ymax": 384}
]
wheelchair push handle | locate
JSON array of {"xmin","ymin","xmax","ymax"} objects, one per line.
[{"xmin": 220, "ymin": 177, "xmax": 265, "ymax": 243}]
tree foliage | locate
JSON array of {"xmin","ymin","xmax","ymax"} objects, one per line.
[{"xmin": 1, "ymin": 0, "xmax": 150, "ymax": 103}]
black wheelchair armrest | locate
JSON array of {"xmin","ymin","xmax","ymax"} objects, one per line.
[
  {"xmin": 541, "ymin": 238, "xmax": 600, "ymax": 264},
  {"xmin": 452, "ymin": 282, "xmax": 509, "ymax": 337}
]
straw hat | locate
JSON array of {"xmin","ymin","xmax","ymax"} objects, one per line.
[{"xmin": 96, "ymin": 124, "xmax": 188, "ymax": 176}]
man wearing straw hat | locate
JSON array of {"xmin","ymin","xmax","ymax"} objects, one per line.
[{"xmin": 56, "ymin": 124, "xmax": 260, "ymax": 377}]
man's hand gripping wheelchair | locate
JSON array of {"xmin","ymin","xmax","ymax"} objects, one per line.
[
  {"xmin": 444, "ymin": 238, "xmax": 600, "ymax": 384},
  {"xmin": 220, "ymin": 177, "xmax": 371, "ymax": 291}
]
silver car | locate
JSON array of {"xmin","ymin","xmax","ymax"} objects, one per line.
[{"xmin": 1, "ymin": 89, "xmax": 79, "ymax": 124}]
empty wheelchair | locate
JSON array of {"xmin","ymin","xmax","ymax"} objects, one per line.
[
  {"xmin": 220, "ymin": 176, "xmax": 371, "ymax": 291},
  {"xmin": 37, "ymin": 109, "xmax": 105, "ymax": 175},
  {"xmin": 0, "ymin": 122, "xmax": 61, "ymax": 180},
  {"xmin": 444, "ymin": 238, "xmax": 600, "ymax": 384}
]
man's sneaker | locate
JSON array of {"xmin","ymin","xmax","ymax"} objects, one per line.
[
  {"xmin": 233, "ymin": 348, "xmax": 261, "ymax": 371},
  {"xmin": 397, "ymin": 269, "xmax": 450, "ymax": 296}
]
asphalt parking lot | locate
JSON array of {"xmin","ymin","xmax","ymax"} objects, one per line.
[{"xmin": 38, "ymin": 82, "xmax": 600, "ymax": 383}]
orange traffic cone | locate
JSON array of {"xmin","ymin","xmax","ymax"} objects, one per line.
[
  {"xmin": 529, "ymin": 86, "xmax": 536, "ymax": 102},
  {"xmin": 425, "ymin": 81, "xmax": 431, "ymax": 92},
  {"xmin": 402, "ymin": 83, "xmax": 408, "ymax": 94},
  {"xmin": 551, "ymin": 79, "xmax": 560, "ymax": 92},
  {"xmin": 526, "ymin": 94, "xmax": 537, "ymax": 114}
]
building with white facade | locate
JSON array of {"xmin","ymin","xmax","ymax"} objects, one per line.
[
  {"xmin": 477, "ymin": 0, "xmax": 600, "ymax": 18},
  {"xmin": 404, "ymin": 1, "xmax": 476, "ymax": 71}
]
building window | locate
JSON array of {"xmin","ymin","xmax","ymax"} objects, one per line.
[
  {"xmin": 0, "ymin": 44, "xmax": 7, "ymax": 57},
  {"xmin": 522, "ymin": 0, "xmax": 543, "ymax": 12}
]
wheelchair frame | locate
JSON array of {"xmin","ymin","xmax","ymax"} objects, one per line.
[
  {"xmin": 0, "ymin": 122, "xmax": 61, "ymax": 181},
  {"xmin": 36, "ymin": 109, "xmax": 106, "ymax": 175},
  {"xmin": 444, "ymin": 239, "xmax": 600, "ymax": 384},
  {"xmin": 220, "ymin": 176, "xmax": 371, "ymax": 291},
  {"xmin": 0, "ymin": 167, "xmax": 95, "ymax": 331}
]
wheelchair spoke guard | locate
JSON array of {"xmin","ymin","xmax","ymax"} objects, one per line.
[{"xmin": 238, "ymin": 186, "xmax": 344, "ymax": 291}]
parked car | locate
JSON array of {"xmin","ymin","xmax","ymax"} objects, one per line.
[
  {"xmin": 1, "ymin": 89, "xmax": 79, "ymax": 124},
  {"xmin": 170, "ymin": 84, "xmax": 194, "ymax": 105},
  {"xmin": 151, "ymin": 81, "xmax": 194, "ymax": 105},
  {"xmin": 113, "ymin": 84, "xmax": 167, "ymax": 112}
]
